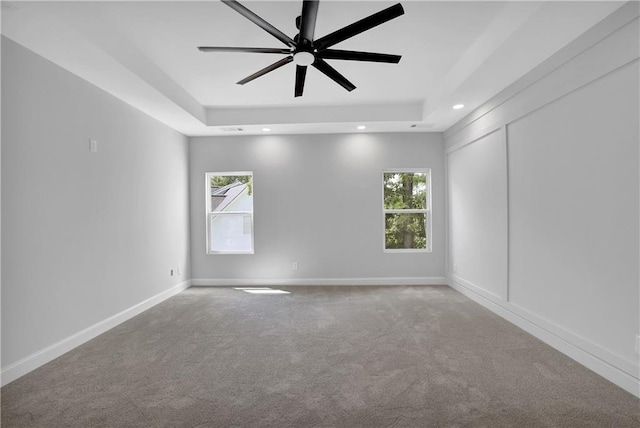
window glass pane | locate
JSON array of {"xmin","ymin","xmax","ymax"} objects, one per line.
[
  {"xmin": 209, "ymin": 213, "xmax": 253, "ymax": 252},
  {"xmin": 383, "ymin": 172, "xmax": 427, "ymax": 210},
  {"xmin": 210, "ymin": 175, "xmax": 253, "ymax": 212},
  {"xmin": 206, "ymin": 172, "xmax": 254, "ymax": 254},
  {"xmin": 385, "ymin": 213, "xmax": 427, "ymax": 249}
]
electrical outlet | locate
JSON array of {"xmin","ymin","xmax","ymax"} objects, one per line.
[
  {"xmin": 89, "ymin": 139, "xmax": 98, "ymax": 152},
  {"xmin": 170, "ymin": 269, "xmax": 174, "ymax": 276},
  {"xmin": 292, "ymin": 262, "xmax": 298, "ymax": 271}
]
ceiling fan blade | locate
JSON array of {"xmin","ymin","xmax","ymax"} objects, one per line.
[
  {"xmin": 318, "ymin": 49, "xmax": 401, "ymax": 63},
  {"xmin": 222, "ymin": 0, "xmax": 296, "ymax": 48},
  {"xmin": 295, "ymin": 65, "xmax": 307, "ymax": 97},
  {"xmin": 237, "ymin": 56, "xmax": 293, "ymax": 85},
  {"xmin": 312, "ymin": 58, "xmax": 356, "ymax": 92},
  {"xmin": 298, "ymin": 0, "xmax": 319, "ymax": 44},
  {"xmin": 198, "ymin": 47, "xmax": 291, "ymax": 54},
  {"xmin": 314, "ymin": 3, "xmax": 404, "ymax": 51}
]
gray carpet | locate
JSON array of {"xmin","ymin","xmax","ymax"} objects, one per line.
[{"xmin": 2, "ymin": 285, "xmax": 639, "ymax": 427}]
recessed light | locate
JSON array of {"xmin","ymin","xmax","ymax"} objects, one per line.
[
  {"xmin": 357, "ymin": 125, "xmax": 366, "ymax": 130},
  {"xmin": 453, "ymin": 104, "xmax": 465, "ymax": 110},
  {"xmin": 262, "ymin": 128, "xmax": 271, "ymax": 132}
]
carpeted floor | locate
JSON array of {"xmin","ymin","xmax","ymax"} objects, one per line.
[{"xmin": 2, "ymin": 285, "xmax": 639, "ymax": 427}]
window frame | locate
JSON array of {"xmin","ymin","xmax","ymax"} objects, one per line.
[
  {"xmin": 205, "ymin": 171, "xmax": 254, "ymax": 255},
  {"xmin": 382, "ymin": 168, "xmax": 432, "ymax": 253}
]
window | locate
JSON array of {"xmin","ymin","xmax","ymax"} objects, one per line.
[
  {"xmin": 383, "ymin": 169, "xmax": 431, "ymax": 252},
  {"xmin": 205, "ymin": 172, "xmax": 254, "ymax": 254}
]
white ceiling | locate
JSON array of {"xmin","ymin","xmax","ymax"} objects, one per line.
[{"xmin": 1, "ymin": 0, "xmax": 626, "ymax": 136}]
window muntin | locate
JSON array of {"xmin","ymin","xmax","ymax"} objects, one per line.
[
  {"xmin": 383, "ymin": 170, "xmax": 431, "ymax": 252},
  {"xmin": 205, "ymin": 172, "xmax": 254, "ymax": 254}
]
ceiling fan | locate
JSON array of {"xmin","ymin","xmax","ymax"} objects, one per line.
[{"xmin": 198, "ymin": 0, "xmax": 405, "ymax": 97}]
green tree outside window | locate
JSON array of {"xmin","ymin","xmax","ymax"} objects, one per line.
[{"xmin": 383, "ymin": 172, "xmax": 429, "ymax": 250}]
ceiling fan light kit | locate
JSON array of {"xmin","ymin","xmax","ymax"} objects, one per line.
[
  {"xmin": 293, "ymin": 51, "xmax": 315, "ymax": 66},
  {"xmin": 198, "ymin": 0, "xmax": 405, "ymax": 97}
]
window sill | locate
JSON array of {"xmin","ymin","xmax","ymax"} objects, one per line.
[
  {"xmin": 207, "ymin": 251, "xmax": 254, "ymax": 255},
  {"xmin": 384, "ymin": 249, "xmax": 431, "ymax": 254}
]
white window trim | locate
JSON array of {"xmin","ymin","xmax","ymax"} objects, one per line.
[
  {"xmin": 205, "ymin": 171, "xmax": 254, "ymax": 255},
  {"xmin": 382, "ymin": 168, "xmax": 432, "ymax": 253}
]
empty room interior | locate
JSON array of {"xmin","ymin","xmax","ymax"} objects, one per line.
[{"xmin": 1, "ymin": 0, "xmax": 639, "ymax": 426}]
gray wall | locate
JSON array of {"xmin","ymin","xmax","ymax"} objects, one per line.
[
  {"xmin": 190, "ymin": 133, "xmax": 445, "ymax": 284},
  {"xmin": 445, "ymin": 10, "xmax": 639, "ymax": 395},
  {"xmin": 1, "ymin": 38, "xmax": 191, "ymax": 372}
]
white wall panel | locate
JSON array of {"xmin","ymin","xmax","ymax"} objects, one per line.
[
  {"xmin": 448, "ymin": 130, "xmax": 508, "ymax": 300},
  {"xmin": 507, "ymin": 61, "xmax": 639, "ymax": 366},
  {"xmin": 445, "ymin": 10, "xmax": 639, "ymax": 395}
]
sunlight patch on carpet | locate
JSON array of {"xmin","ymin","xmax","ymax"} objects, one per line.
[{"xmin": 233, "ymin": 287, "xmax": 290, "ymax": 295}]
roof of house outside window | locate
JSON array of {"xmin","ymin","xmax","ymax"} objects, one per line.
[{"xmin": 211, "ymin": 181, "xmax": 249, "ymax": 212}]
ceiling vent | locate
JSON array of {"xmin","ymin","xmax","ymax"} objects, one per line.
[
  {"xmin": 220, "ymin": 127, "xmax": 244, "ymax": 132},
  {"xmin": 413, "ymin": 123, "xmax": 435, "ymax": 129}
]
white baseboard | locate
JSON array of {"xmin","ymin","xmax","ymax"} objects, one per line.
[
  {"xmin": 191, "ymin": 277, "xmax": 447, "ymax": 287},
  {"xmin": 450, "ymin": 274, "xmax": 638, "ymax": 375},
  {"xmin": 447, "ymin": 276, "xmax": 640, "ymax": 398},
  {"xmin": 449, "ymin": 274, "xmax": 505, "ymax": 301},
  {"xmin": 1, "ymin": 280, "xmax": 191, "ymax": 387}
]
